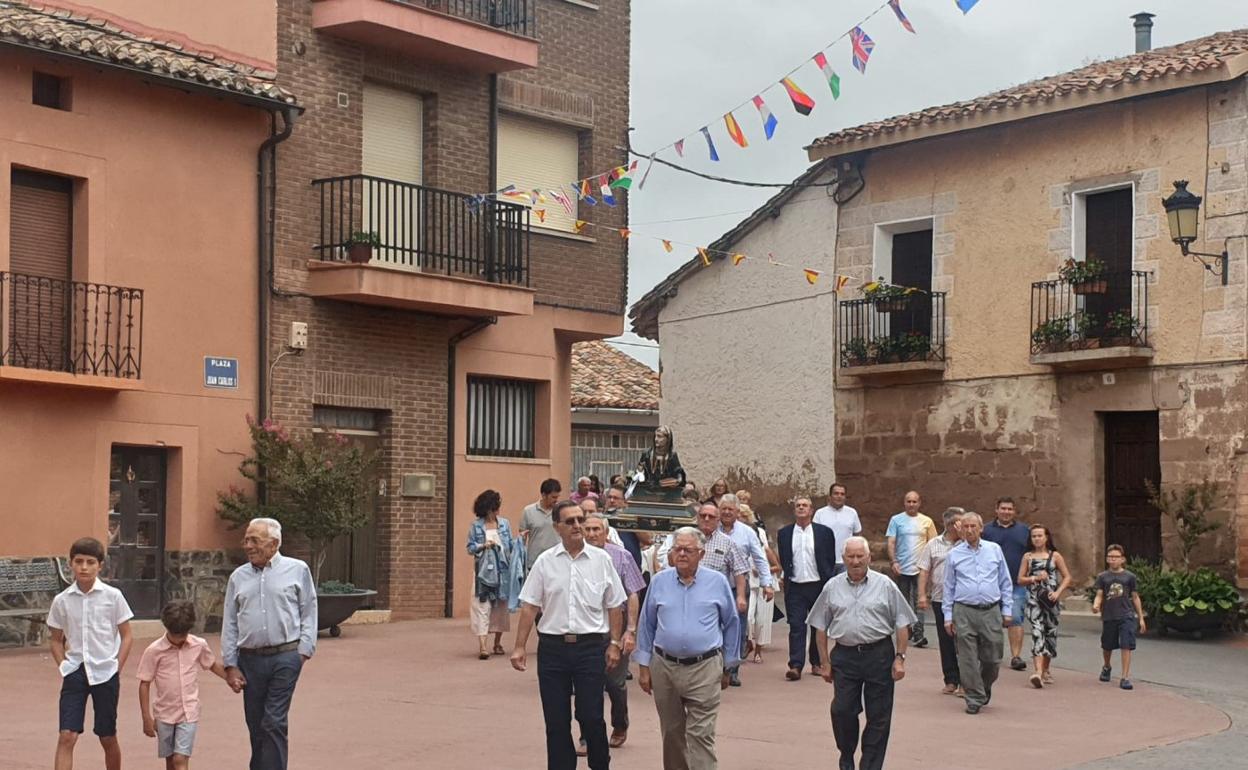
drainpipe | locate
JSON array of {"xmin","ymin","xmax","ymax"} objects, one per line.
[
  {"xmin": 257, "ymin": 108, "xmax": 296, "ymax": 424},
  {"xmin": 445, "ymin": 316, "xmax": 498, "ymax": 617},
  {"xmin": 1131, "ymin": 12, "xmax": 1155, "ymax": 53}
]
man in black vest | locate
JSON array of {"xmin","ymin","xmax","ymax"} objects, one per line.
[{"xmin": 777, "ymin": 497, "xmax": 838, "ymax": 681}]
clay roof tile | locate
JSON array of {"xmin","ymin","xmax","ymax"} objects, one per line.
[{"xmin": 571, "ymin": 341, "xmax": 659, "ymax": 411}]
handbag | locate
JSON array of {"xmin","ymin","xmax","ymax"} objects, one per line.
[{"xmin": 1034, "ymin": 553, "xmax": 1058, "ymax": 610}]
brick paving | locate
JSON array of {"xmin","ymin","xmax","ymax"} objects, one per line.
[{"xmin": 0, "ymin": 619, "xmax": 1227, "ymax": 769}]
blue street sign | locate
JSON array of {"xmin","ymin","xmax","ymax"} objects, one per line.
[{"xmin": 204, "ymin": 357, "xmax": 239, "ymax": 389}]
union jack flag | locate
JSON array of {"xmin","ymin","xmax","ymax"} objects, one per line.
[{"xmin": 850, "ymin": 26, "xmax": 874, "ymax": 74}]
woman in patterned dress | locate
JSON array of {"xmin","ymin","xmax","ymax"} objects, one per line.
[{"xmin": 1018, "ymin": 524, "xmax": 1071, "ymax": 688}]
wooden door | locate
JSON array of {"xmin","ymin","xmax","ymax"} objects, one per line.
[
  {"xmin": 317, "ymin": 432, "xmax": 379, "ymax": 595},
  {"xmin": 1084, "ymin": 189, "xmax": 1133, "ymax": 332},
  {"xmin": 891, "ymin": 229, "xmax": 933, "ymax": 339},
  {"xmin": 106, "ymin": 446, "xmax": 166, "ymax": 618},
  {"xmin": 1104, "ymin": 411, "xmax": 1160, "ymax": 563}
]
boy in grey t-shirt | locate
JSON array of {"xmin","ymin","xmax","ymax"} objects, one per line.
[{"xmin": 1092, "ymin": 544, "xmax": 1146, "ymax": 690}]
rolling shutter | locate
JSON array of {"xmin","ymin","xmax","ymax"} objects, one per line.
[
  {"xmin": 9, "ymin": 170, "xmax": 72, "ymax": 280},
  {"xmin": 498, "ymin": 113, "xmax": 579, "ymax": 233},
  {"xmin": 362, "ymin": 82, "xmax": 423, "ymax": 184}
]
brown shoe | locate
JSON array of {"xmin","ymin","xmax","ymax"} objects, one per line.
[
  {"xmin": 785, "ymin": 668, "xmax": 801, "ymax": 681},
  {"xmin": 941, "ymin": 683, "xmax": 958, "ymax": 695},
  {"xmin": 609, "ymin": 730, "xmax": 627, "ymax": 748}
]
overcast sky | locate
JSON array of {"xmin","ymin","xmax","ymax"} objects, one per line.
[{"xmin": 610, "ymin": 0, "xmax": 1248, "ymax": 368}]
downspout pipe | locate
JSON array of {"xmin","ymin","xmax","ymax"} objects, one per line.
[
  {"xmin": 445, "ymin": 316, "xmax": 498, "ymax": 617},
  {"xmin": 257, "ymin": 107, "xmax": 296, "ymax": 424}
]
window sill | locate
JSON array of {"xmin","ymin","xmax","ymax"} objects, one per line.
[
  {"xmin": 560, "ymin": 0, "xmax": 599, "ymax": 10},
  {"xmin": 531, "ymin": 225, "xmax": 596, "ymax": 244},
  {"xmin": 465, "ymin": 455, "xmax": 552, "ymax": 466}
]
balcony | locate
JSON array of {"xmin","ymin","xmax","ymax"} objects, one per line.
[
  {"xmin": 839, "ymin": 292, "xmax": 947, "ymax": 378},
  {"xmin": 312, "ymin": 0, "xmax": 539, "ymax": 73},
  {"xmin": 0, "ymin": 272, "xmax": 144, "ymax": 390},
  {"xmin": 1029, "ymin": 270, "xmax": 1152, "ymax": 369},
  {"xmin": 308, "ymin": 175, "xmax": 534, "ymax": 317}
]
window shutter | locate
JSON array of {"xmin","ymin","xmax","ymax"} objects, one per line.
[
  {"xmin": 497, "ymin": 114, "xmax": 579, "ymax": 233},
  {"xmin": 9, "ymin": 171, "xmax": 72, "ymax": 280},
  {"xmin": 362, "ymin": 83, "xmax": 423, "ymax": 184}
]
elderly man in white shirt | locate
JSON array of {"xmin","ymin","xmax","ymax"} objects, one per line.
[
  {"xmin": 512, "ymin": 500, "xmax": 627, "ymax": 770},
  {"xmin": 813, "ymin": 482, "xmax": 861, "ymax": 574}
]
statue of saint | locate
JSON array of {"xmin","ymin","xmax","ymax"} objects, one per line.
[{"xmin": 632, "ymin": 425, "xmax": 686, "ymax": 502}]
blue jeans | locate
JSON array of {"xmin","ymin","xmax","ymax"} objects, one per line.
[
  {"xmin": 537, "ymin": 635, "xmax": 609, "ymax": 769},
  {"xmin": 236, "ymin": 650, "xmax": 303, "ymax": 770}
]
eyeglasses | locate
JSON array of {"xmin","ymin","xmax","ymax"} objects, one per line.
[
  {"xmin": 672, "ymin": 547, "xmax": 701, "ymax": 555},
  {"xmin": 696, "ymin": 513, "xmax": 718, "ymax": 520},
  {"xmin": 559, "ymin": 516, "xmax": 586, "ymax": 526}
]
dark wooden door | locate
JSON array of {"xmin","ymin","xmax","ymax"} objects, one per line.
[
  {"xmin": 1104, "ymin": 411, "xmax": 1160, "ymax": 563},
  {"xmin": 891, "ymin": 229, "xmax": 933, "ymax": 339},
  {"xmin": 1084, "ymin": 189, "xmax": 1133, "ymax": 331},
  {"xmin": 319, "ymin": 432, "xmax": 379, "ymax": 595},
  {"xmin": 107, "ymin": 446, "xmax": 166, "ymax": 618}
]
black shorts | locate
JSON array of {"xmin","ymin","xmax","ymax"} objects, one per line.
[
  {"xmin": 58, "ymin": 666, "xmax": 120, "ymax": 736},
  {"xmin": 1100, "ymin": 618, "xmax": 1138, "ymax": 652}
]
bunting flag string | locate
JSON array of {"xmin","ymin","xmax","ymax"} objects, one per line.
[
  {"xmin": 780, "ymin": 76, "xmax": 815, "ymax": 116},
  {"xmin": 752, "ymin": 95, "xmax": 778, "ymax": 140},
  {"xmin": 850, "ymin": 26, "xmax": 875, "ymax": 74},
  {"xmin": 812, "ymin": 52, "xmax": 841, "ymax": 99},
  {"xmin": 956, "ymin": 0, "xmax": 980, "ymax": 14},
  {"xmin": 724, "ymin": 112, "xmax": 749, "ymax": 148},
  {"xmin": 889, "ymin": 0, "xmax": 916, "ymax": 33},
  {"xmin": 700, "ymin": 126, "xmax": 720, "ymax": 161}
]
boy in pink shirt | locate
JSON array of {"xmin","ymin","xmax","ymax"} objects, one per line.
[{"xmin": 136, "ymin": 600, "xmax": 227, "ymax": 768}]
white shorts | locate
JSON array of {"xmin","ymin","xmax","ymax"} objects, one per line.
[{"xmin": 156, "ymin": 721, "xmax": 197, "ymax": 758}]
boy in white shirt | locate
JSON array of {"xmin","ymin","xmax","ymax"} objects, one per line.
[{"xmin": 47, "ymin": 537, "xmax": 134, "ymax": 770}]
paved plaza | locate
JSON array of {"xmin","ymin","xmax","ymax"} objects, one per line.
[{"xmin": 0, "ymin": 615, "xmax": 1240, "ymax": 769}]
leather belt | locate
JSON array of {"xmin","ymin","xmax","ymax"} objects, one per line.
[
  {"xmin": 956, "ymin": 601, "xmax": 998, "ymax": 611},
  {"xmin": 239, "ymin": 641, "xmax": 299, "ymax": 656},
  {"xmin": 655, "ymin": 646, "xmax": 720, "ymax": 665},
  {"xmin": 837, "ymin": 637, "xmax": 891, "ymax": 653},
  {"xmin": 539, "ymin": 632, "xmax": 606, "ymax": 644}
]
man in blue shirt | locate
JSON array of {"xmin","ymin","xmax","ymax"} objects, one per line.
[
  {"xmin": 636, "ymin": 526, "xmax": 739, "ymax": 770},
  {"xmin": 980, "ymin": 497, "xmax": 1031, "ymax": 671},
  {"xmin": 942, "ymin": 512, "xmax": 1013, "ymax": 714}
]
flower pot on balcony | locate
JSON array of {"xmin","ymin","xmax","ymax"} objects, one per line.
[
  {"xmin": 347, "ymin": 244, "xmax": 374, "ymax": 264},
  {"xmin": 1071, "ymin": 280, "xmax": 1108, "ymax": 295}
]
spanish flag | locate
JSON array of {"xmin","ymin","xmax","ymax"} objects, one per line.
[
  {"xmin": 618, "ymin": 228, "xmax": 630, "ymax": 239},
  {"xmin": 574, "ymin": 220, "xmax": 588, "ymax": 234},
  {"xmin": 804, "ymin": 269, "xmax": 820, "ymax": 285},
  {"xmin": 781, "ymin": 77, "xmax": 815, "ymax": 116},
  {"xmin": 724, "ymin": 112, "xmax": 748, "ymax": 148},
  {"xmin": 732, "ymin": 253, "xmax": 747, "ymax": 266},
  {"xmin": 835, "ymin": 275, "xmax": 850, "ymax": 292},
  {"xmin": 535, "ymin": 209, "xmax": 546, "ymax": 223},
  {"xmin": 662, "ymin": 240, "xmax": 673, "ymax": 253},
  {"xmin": 698, "ymin": 247, "xmax": 711, "ymax": 267}
]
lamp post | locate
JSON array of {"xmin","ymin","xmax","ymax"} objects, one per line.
[{"xmin": 1161, "ymin": 180, "xmax": 1229, "ymax": 285}]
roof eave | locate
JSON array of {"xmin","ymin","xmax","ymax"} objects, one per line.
[
  {"xmin": 0, "ymin": 38, "xmax": 301, "ymax": 113},
  {"xmin": 807, "ymin": 59, "xmax": 1248, "ymax": 162}
]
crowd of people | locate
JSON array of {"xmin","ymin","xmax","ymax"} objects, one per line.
[{"xmin": 468, "ymin": 477, "xmax": 1147, "ymax": 770}]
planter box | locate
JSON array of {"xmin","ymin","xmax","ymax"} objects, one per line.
[
  {"xmin": 1155, "ymin": 609, "xmax": 1229, "ymax": 639},
  {"xmin": 872, "ymin": 297, "xmax": 910, "ymax": 313},
  {"xmin": 317, "ymin": 589, "xmax": 378, "ymax": 637},
  {"xmin": 1071, "ymin": 279, "xmax": 1108, "ymax": 295}
]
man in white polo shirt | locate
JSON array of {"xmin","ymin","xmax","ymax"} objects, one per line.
[
  {"xmin": 512, "ymin": 500, "xmax": 627, "ymax": 770},
  {"xmin": 814, "ymin": 483, "xmax": 861, "ymax": 575}
]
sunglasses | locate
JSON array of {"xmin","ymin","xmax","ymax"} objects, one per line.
[{"xmin": 559, "ymin": 516, "xmax": 586, "ymax": 526}]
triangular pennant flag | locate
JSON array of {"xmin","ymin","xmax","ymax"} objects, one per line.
[
  {"xmin": 534, "ymin": 209, "xmax": 546, "ymax": 223},
  {"xmin": 888, "ymin": 0, "xmax": 916, "ymax": 33},
  {"xmin": 752, "ymin": 95, "xmax": 778, "ymax": 140},
  {"xmin": 780, "ymin": 77, "xmax": 815, "ymax": 116},
  {"xmin": 618, "ymin": 228, "xmax": 630, "ymax": 239},
  {"xmin": 835, "ymin": 275, "xmax": 850, "ymax": 292},
  {"xmin": 732, "ymin": 253, "xmax": 747, "ymax": 266},
  {"xmin": 699, "ymin": 127, "xmax": 719, "ymax": 161},
  {"xmin": 574, "ymin": 220, "xmax": 588, "ymax": 234},
  {"xmin": 723, "ymin": 112, "xmax": 748, "ymax": 148},
  {"xmin": 674, "ymin": 138, "xmax": 685, "ymax": 158},
  {"xmin": 850, "ymin": 27, "xmax": 875, "ymax": 74},
  {"xmin": 697, "ymin": 247, "xmax": 711, "ymax": 267},
  {"xmin": 579, "ymin": 179, "xmax": 597, "ymax": 206},
  {"xmin": 533, "ymin": 190, "xmax": 547, "ymax": 204},
  {"xmin": 804, "ymin": 269, "xmax": 820, "ymax": 285},
  {"xmin": 812, "ymin": 52, "xmax": 841, "ymax": 100},
  {"xmin": 662, "ymin": 240, "xmax": 673, "ymax": 253},
  {"xmin": 955, "ymin": 0, "xmax": 979, "ymax": 14},
  {"xmin": 599, "ymin": 177, "xmax": 616, "ymax": 206},
  {"xmin": 862, "ymin": 280, "xmax": 880, "ymax": 293},
  {"xmin": 638, "ymin": 155, "xmax": 656, "ymax": 190}
]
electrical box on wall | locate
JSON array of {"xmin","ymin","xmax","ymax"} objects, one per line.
[
  {"xmin": 289, "ymin": 321, "xmax": 308, "ymax": 350},
  {"xmin": 401, "ymin": 473, "xmax": 435, "ymax": 498}
]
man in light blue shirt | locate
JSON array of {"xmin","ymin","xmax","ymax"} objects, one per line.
[
  {"xmin": 718, "ymin": 494, "xmax": 772, "ymax": 687},
  {"xmin": 636, "ymin": 527, "xmax": 739, "ymax": 770},
  {"xmin": 941, "ymin": 512, "xmax": 1013, "ymax": 714},
  {"xmin": 222, "ymin": 518, "xmax": 318, "ymax": 769}
]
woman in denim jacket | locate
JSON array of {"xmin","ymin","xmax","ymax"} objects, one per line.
[{"xmin": 466, "ymin": 489, "xmax": 515, "ymax": 659}]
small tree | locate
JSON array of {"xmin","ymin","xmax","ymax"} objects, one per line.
[
  {"xmin": 217, "ymin": 416, "xmax": 378, "ymax": 585},
  {"xmin": 1144, "ymin": 478, "xmax": 1223, "ymax": 572}
]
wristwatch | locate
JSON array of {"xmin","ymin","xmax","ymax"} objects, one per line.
[
  {"xmin": 609, "ymin": 639, "xmax": 623, "ymax": 648},
  {"xmin": 895, "ymin": 652, "xmax": 906, "ymax": 661}
]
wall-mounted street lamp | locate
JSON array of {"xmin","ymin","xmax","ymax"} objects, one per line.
[{"xmin": 1161, "ymin": 180, "xmax": 1229, "ymax": 285}]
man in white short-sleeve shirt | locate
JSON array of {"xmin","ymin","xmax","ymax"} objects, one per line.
[
  {"xmin": 512, "ymin": 500, "xmax": 626, "ymax": 770},
  {"xmin": 814, "ymin": 482, "xmax": 861, "ymax": 573}
]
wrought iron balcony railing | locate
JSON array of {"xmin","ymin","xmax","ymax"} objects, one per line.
[
  {"xmin": 313, "ymin": 175, "xmax": 530, "ymax": 287},
  {"xmin": 412, "ymin": 0, "xmax": 536, "ymax": 37},
  {"xmin": 839, "ymin": 291, "xmax": 947, "ymax": 367},
  {"xmin": 1029, "ymin": 270, "xmax": 1149, "ymax": 355},
  {"xmin": 1, "ymin": 272, "xmax": 143, "ymax": 379}
]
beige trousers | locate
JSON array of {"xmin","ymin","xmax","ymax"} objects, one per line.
[{"xmin": 650, "ymin": 654, "xmax": 722, "ymax": 770}]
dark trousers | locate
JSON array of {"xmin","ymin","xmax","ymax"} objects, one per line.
[
  {"xmin": 537, "ymin": 635, "xmax": 610, "ymax": 770},
  {"xmin": 785, "ymin": 581, "xmax": 824, "ymax": 670},
  {"xmin": 893, "ymin": 573, "xmax": 925, "ymax": 642},
  {"xmin": 604, "ymin": 650, "xmax": 629, "ymax": 731},
  {"xmin": 930, "ymin": 601, "xmax": 960, "ymax": 686},
  {"xmin": 829, "ymin": 640, "xmax": 895, "ymax": 770},
  {"xmin": 236, "ymin": 649, "xmax": 303, "ymax": 770}
]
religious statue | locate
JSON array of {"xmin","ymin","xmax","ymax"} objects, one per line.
[{"xmin": 631, "ymin": 425, "xmax": 686, "ymax": 503}]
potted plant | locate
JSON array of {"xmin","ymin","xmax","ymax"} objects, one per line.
[
  {"xmin": 345, "ymin": 231, "xmax": 382, "ymax": 264},
  {"xmin": 861, "ymin": 277, "xmax": 911, "ymax": 313},
  {"xmin": 844, "ymin": 336, "xmax": 870, "ymax": 366},
  {"xmin": 897, "ymin": 331, "xmax": 931, "ymax": 361},
  {"xmin": 1058, "ymin": 258, "xmax": 1107, "ymax": 294},
  {"xmin": 869, "ymin": 335, "xmax": 899, "ymax": 364},
  {"xmin": 218, "ymin": 416, "xmax": 380, "ymax": 638},
  {"xmin": 1071, "ymin": 311, "xmax": 1099, "ymax": 349},
  {"xmin": 1031, "ymin": 315, "xmax": 1071, "ymax": 352},
  {"xmin": 1104, "ymin": 309, "xmax": 1141, "ymax": 346}
]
